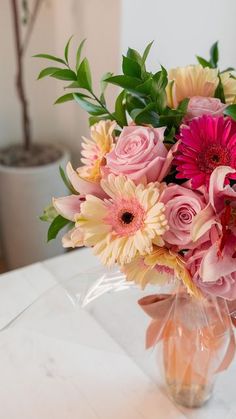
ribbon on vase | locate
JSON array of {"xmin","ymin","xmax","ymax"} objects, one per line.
[{"xmin": 138, "ymin": 293, "xmax": 236, "ymax": 374}]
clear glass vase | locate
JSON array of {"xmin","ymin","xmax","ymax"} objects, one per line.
[{"xmin": 162, "ymin": 293, "xmax": 234, "ymax": 408}]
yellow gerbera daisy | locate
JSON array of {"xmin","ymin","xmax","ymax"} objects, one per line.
[
  {"xmin": 220, "ymin": 71, "xmax": 236, "ymax": 104},
  {"xmin": 166, "ymin": 65, "xmax": 219, "ymax": 108},
  {"xmin": 122, "ymin": 246, "xmax": 202, "ymax": 297},
  {"xmin": 76, "ymin": 174, "xmax": 168, "ymax": 266},
  {"xmin": 79, "ymin": 120, "xmax": 116, "ymax": 182}
]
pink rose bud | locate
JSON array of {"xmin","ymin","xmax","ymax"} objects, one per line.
[
  {"xmin": 185, "ymin": 96, "xmax": 226, "ymax": 122},
  {"xmin": 161, "ymin": 184, "xmax": 206, "ymax": 249}
]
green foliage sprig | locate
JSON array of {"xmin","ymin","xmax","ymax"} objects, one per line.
[{"xmin": 35, "ymin": 38, "xmax": 189, "ymax": 136}]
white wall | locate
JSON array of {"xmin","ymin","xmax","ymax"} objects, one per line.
[
  {"xmin": 0, "ymin": 0, "xmax": 120, "ymax": 165},
  {"xmin": 121, "ymin": 0, "xmax": 236, "ymax": 71}
]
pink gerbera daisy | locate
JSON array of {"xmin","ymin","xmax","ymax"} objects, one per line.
[
  {"xmin": 76, "ymin": 174, "xmax": 168, "ymax": 266},
  {"xmin": 174, "ymin": 115, "xmax": 236, "ymax": 188}
]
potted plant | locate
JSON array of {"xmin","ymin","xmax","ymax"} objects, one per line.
[{"xmin": 0, "ymin": 0, "xmax": 69, "ymax": 269}]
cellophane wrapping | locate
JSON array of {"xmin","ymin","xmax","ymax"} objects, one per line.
[{"xmin": 1, "ymin": 263, "xmax": 235, "ymax": 409}]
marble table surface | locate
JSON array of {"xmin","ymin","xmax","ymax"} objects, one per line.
[{"xmin": 0, "ymin": 248, "xmax": 235, "ymax": 419}]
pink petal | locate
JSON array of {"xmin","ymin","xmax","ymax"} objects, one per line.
[
  {"xmin": 158, "ymin": 141, "xmax": 178, "ymax": 181},
  {"xmin": 66, "ymin": 162, "xmax": 82, "ymax": 193},
  {"xmin": 191, "ymin": 203, "xmax": 217, "ymax": 242},
  {"xmin": 53, "ymin": 195, "xmax": 83, "ymax": 221},
  {"xmin": 209, "ymin": 166, "xmax": 236, "ymax": 211},
  {"xmin": 66, "ymin": 162, "xmax": 106, "ymax": 198},
  {"xmin": 200, "ymin": 235, "xmax": 236, "ymax": 283}
]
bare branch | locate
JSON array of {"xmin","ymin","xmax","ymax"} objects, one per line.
[
  {"xmin": 20, "ymin": 0, "xmax": 43, "ymax": 55},
  {"xmin": 11, "ymin": 0, "xmax": 31, "ymax": 150}
]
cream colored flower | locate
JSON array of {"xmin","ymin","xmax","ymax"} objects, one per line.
[
  {"xmin": 123, "ymin": 246, "xmax": 202, "ymax": 297},
  {"xmin": 167, "ymin": 65, "xmax": 219, "ymax": 108},
  {"xmin": 220, "ymin": 71, "xmax": 236, "ymax": 104},
  {"xmin": 62, "ymin": 227, "xmax": 84, "ymax": 248},
  {"xmin": 76, "ymin": 174, "xmax": 168, "ymax": 266},
  {"xmin": 79, "ymin": 120, "xmax": 116, "ymax": 182}
]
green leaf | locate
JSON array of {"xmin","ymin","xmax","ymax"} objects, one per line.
[
  {"xmin": 114, "ymin": 90, "xmax": 127, "ymax": 127},
  {"xmin": 221, "ymin": 67, "xmax": 235, "ymax": 74},
  {"xmin": 159, "ymin": 109, "xmax": 185, "ymax": 127},
  {"xmin": 214, "ymin": 75, "xmax": 225, "ymax": 103},
  {"xmin": 125, "ymin": 94, "xmax": 146, "ymax": 115},
  {"xmin": 47, "ymin": 215, "xmax": 71, "ymax": 242},
  {"xmin": 122, "ymin": 56, "xmax": 141, "ymax": 78},
  {"xmin": 223, "ymin": 104, "xmax": 236, "ymax": 121},
  {"xmin": 134, "ymin": 78, "xmax": 152, "ymax": 95},
  {"xmin": 40, "ymin": 204, "xmax": 58, "ymax": 223},
  {"xmin": 73, "ymin": 93, "xmax": 106, "ymax": 115},
  {"xmin": 89, "ymin": 115, "xmax": 110, "ymax": 126},
  {"xmin": 155, "ymin": 90, "xmax": 167, "ymax": 113},
  {"xmin": 153, "ymin": 67, "xmax": 168, "ymax": 86},
  {"xmin": 151, "ymin": 67, "xmax": 168, "ymax": 103},
  {"xmin": 100, "ymin": 72, "xmax": 113, "ymax": 104},
  {"xmin": 37, "ymin": 67, "xmax": 61, "ymax": 80},
  {"xmin": 105, "ymin": 75, "xmax": 141, "ymax": 90},
  {"xmin": 33, "ymin": 54, "xmax": 67, "ymax": 66},
  {"xmin": 164, "ymin": 126, "xmax": 176, "ymax": 144},
  {"xmin": 50, "ymin": 69, "xmax": 77, "ymax": 81},
  {"xmin": 64, "ymin": 81, "xmax": 80, "ymax": 89},
  {"xmin": 59, "ymin": 166, "xmax": 78, "ymax": 194},
  {"xmin": 196, "ymin": 55, "xmax": 211, "ymax": 68},
  {"xmin": 100, "ymin": 72, "xmax": 113, "ymax": 94},
  {"xmin": 76, "ymin": 38, "xmax": 86, "ymax": 72},
  {"xmin": 131, "ymin": 103, "xmax": 159, "ymax": 126},
  {"xmin": 210, "ymin": 41, "xmax": 219, "ymax": 68},
  {"xmin": 77, "ymin": 58, "xmax": 92, "ymax": 91},
  {"xmin": 54, "ymin": 93, "xmax": 75, "ymax": 104},
  {"xmin": 64, "ymin": 35, "xmax": 73, "ymax": 63},
  {"xmin": 177, "ymin": 98, "xmax": 190, "ymax": 114},
  {"xmin": 142, "ymin": 41, "xmax": 154, "ymax": 64},
  {"xmin": 127, "ymin": 48, "xmax": 143, "ymax": 65},
  {"xmin": 229, "ymin": 73, "xmax": 236, "ymax": 80}
]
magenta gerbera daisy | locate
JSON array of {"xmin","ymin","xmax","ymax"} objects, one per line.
[{"xmin": 174, "ymin": 115, "xmax": 236, "ymax": 188}]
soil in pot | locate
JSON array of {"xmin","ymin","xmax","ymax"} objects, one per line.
[{"xmin": 0, "ymin": 144, "xmax": 63, "ymax": 167}]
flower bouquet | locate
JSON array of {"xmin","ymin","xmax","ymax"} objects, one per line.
[{"xmin": 37, "ymin": 40, "xmax": 236, "ymax": 408}]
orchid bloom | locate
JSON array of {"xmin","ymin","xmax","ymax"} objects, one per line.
[{"xmin": 191, "ymin": 166, "xmax": 236, "ymax": 244}]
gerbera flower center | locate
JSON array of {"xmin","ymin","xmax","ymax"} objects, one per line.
[
  {"xmin": 121, "ymin": 211, "xmax": 134, "ymax": 224},
  {"xmin": 105, "ymin": 198, "xmax": 145, "ymax": 237},
  {"xmin": 197, "ymin": 144, "xmax": 231, "ymax": 174}
]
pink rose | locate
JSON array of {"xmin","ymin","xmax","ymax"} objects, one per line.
[
  {"xmin": 104, "ymin": 125, "xmax": 175, "ymax": 184},
  {"xmin": 185, "ymin": 96, "xmax": 226, "ymax": 122},
  {"xmin": 161, "ymin": 184, "xmax": 206, "ymax": 248},
  {"xmin": 186, "ymin": 234, "xmax": 236, "ymax": 300}
]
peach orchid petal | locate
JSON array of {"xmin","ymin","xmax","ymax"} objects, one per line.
[
  {"xmin": 191, "ymin": 166, "xmax": 236, "ymax": 242},
  {"xmin": 191, "ymin": 204, "xmax": 218, "ymax": 242},
  {"xmin": 53, "ymin": 195, "xmax": 84, "ymax": 222},
  {"xmin": 66, "ymin": 162, "xmax": 82, "ymax": 193},
  {"xmin": 76, "ymin": 167, "xmax": 107, "ymax": 198},
  {"xmin": 208, "ymin": 165, "xmax": 236, "ymax": 211},
  {"xmin": 199, "ymin": 234, "xmax": 236, "ymax": 283},
  {"xmin": 66, "ymin": 162, "xmax": 106, "ymax": 198}
]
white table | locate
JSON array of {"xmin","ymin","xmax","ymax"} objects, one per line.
[{"xmin": 0, "ymin": 248, "xmax": 235, "ymax": 419}]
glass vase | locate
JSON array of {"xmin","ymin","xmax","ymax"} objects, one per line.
[{"xmin": 163, "ymin": 293, "xmax": 234, "ymax": 408}]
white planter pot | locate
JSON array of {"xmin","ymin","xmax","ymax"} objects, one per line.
[{"xmin": 0, "ymin": 145, "xmax": 70, "ymax": 270}]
